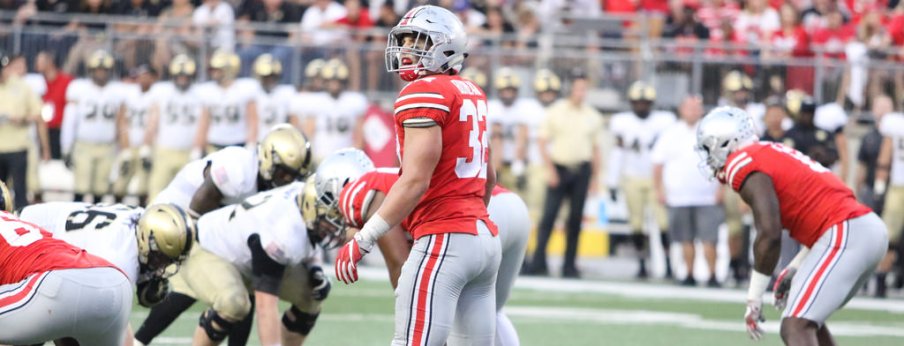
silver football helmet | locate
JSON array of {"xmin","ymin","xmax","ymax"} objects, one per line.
[
  {"xmin": 314, "ymin": 148, "xmax": 375, "ymax": 229},
  {"xmin": 385, "ymin": 5, "xmax": 468, "ymax": 80},
  {"xmin": 695, "ymin": 106, "xmax": 758, "ymax": 178}
]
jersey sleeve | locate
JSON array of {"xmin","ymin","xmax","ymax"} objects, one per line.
[
  {"xmin": 721, "ymin": 150, "xmax": 757, "ymax": 191},
  {"xmin": 209, "ymin": 148, "xmax": 255, "ymax": 198},
  {"xmin": 65, "ymin": 79, "xmax": 84, "ymax": 103},
  {"xmin": 394, "ymin": 79, "xmax": 451, "ymax": 127},
  {"xmin": 339, "ymin": 175, "xmax": 378, "ymax": 229}
]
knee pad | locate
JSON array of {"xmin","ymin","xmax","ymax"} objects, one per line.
[
  {"xmin": 281, "ymin": 305, "xmax": 319, "ymax": 336},
  {"xmin": 214, "ymin": 291, "xmax": 252, "ymax": 321},
  {"xmin": 199, "ymin": 308, "xmax": 236, "ymax": 342}
]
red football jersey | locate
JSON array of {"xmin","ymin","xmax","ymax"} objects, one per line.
[
  {"xmin": 393, "ymin": 75, "xmax": 497, "ymax": 238},
  {"xmin": 720, "ymin": 142, "xmax": 871, "ymax": 247},
  {"xmin": 491, "ymin": 185, "xmax": 509, "ymax": 197},
  {"xmin": 340, "ymin": 168, "xmax": 402, "ymax": 230},
  {"xmin": 0, "ymin": 212, "xmax": 117, "ymax": 285}
]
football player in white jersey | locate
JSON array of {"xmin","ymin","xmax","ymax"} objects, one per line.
[
  {"xmin": 521, "ymin": 69, "xmax": 560, "ymax": 217},
  {"xmin": 134, "ymin": 125, "xmax": 312, "ymax": 346},
  {"xmin": 19, "ymin": 202, "xmax": 194, "ymax": 343},
  {"xmin": 114, "ymin": 65, "xmax": 158, "ymax": 205},
  {"xmin": 193, "ymin": 50, "xmax": 259, "ymax": 156},
  {"xmin": 145, "ymin": 54, "xmax": 204, "ymax": 201},
  {"xmin": 305, "ymin": 59, "xmax": 366, "ymax": 162},
  {"xmin": 293, "ymin": 59, "xmax": 328, "ymax": 139},
  {"xmin": 874, "ymin": 111, "xmax": 904, "ymax": 297},
  {"xmin": 252, "ymin": 54, "xmax": 299, "ymax": 141},
  {"xmin": 62, "ymin": 49, "xmax": 127, "ymax": 203},
  {"xmin": 607, "ymin": 80, "xmax": 677, "ymax": 279}
]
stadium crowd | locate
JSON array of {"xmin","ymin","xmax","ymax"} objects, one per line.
[{"xmin": 1, "ymin": 0, "xmax": 904, "ymax": 299}]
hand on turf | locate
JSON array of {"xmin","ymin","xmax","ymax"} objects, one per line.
[
  {"xmin": 773, "ymin": 267, "xmax": 797, "ymax": 311},
  {"xmin": 745, "ymin": 299, "xmax": 765, "ymax": 341},
  {"xmin": 335, "ymin": 234, "xmax": 369, "ymax": 285}
]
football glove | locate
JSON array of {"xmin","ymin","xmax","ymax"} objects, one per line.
[
  {"xmin": 63, "ymin": 154, "xmax": 73, "ymax": 169},
  {"xmin": 140, "ymin": 145, "xmax": 153, "ymax": 171},
  {"xmin": 773, "ymin": 267, "xmax": 796, "ymax": 311},
  {"xmin": 335, "ymin": 234, "xmax": 370, "ymax": 285},
  {"xmin": 608, "ymin": 188, "xmax": 618, "ymax": 202},
  {"xmin": 744, "ymin": 299, "xmax": 765, "ymax": 341},
  {"xmin": 308, "ymin": 265, "xmax": 331, "ymax": 301},
  {"xmin": 137, "ymin": 278, "xmax": 170, "ymax": 307}
]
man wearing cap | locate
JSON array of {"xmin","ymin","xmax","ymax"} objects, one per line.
[
  {"xmin": 526, "ymin": 72, "xmax": 603, "ymax": 278},
  {"xmin": 0, "ymin": 51, "xmax": 45, "ymax": 210},
  {"xmin": 607, "ymin": 80, "xmax": 676, "ymax": 279}
]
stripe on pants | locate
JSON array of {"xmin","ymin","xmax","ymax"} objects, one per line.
[{"xmin": 791, "ymin": 222, "xmax": 848, "ymax": 318}]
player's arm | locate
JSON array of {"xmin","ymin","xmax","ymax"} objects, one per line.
[
  {"xmin": 353, "ymin": 114, "xmax": 365, "ymax": 149},
  {"xmin": 248, "ymin": 233, "xmax": 288, "ymax": 346},
  {"xmin": 490, "ymin": 122, "xmax": 504, "ymax": 173},
  {"xmin": 116, "ymin": 103, "xmax": 129, "ymax": 149},
  {"xmin": 143, "ymin": 103, "xmax": 160, "ymax": 147},
  {"xmin": 605, "ymin": 134, "xmax": 625, "ymax": 198},
  {"xmin": 485, "ymin": 147, "xmax": 496, "ymax": 206},
  {"xmin": 874, "ymin": 137, "xmax": 892, "ymax": 195},
  {"xmin": 188, "ymin": 165, "xmax": 224, "ymax": 218},
  {"xmin": 361, "ymin": 190, "xmax": 410, "ymax": 289},
  {"xmin": 835, "ymin": 131, "xmax": 849, "ymax": 181},
  {"xmin": 193, "ymin": 106, "xmax": 211, "ymax": 158},
  {"xmin": 25, "ymin": 90, "xmax": 51, "ymax": 160},
  {"xmin": 245, "ymin": 100, "xmax": 259, "ymax": 147},
  {"xmin": 738, "ymin": 172, "xmax": 782, "ymax": 297},
  {"xmin": 61, "ymin": 101, "xmax": 78, "ymax": 159},
  {"xmin": 302, "ymin": 115, "xmax": 316, "ymax": 141}
]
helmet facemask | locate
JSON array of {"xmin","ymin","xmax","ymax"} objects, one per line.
[
  {"xmin": 386, "ymin": 29, "xmax": 442, "ymax": 81},
  {"xmin": 137, "ymin": 232, "xmax": 184, "ymax": 282}
]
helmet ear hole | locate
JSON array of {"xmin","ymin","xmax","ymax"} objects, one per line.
[{"xmin": 444, "ymin": 50, "xmax": 455, "ymax": 57}]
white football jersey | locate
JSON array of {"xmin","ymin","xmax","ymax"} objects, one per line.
[
  {"xmin": 608, "ymin": 110, "xmax": 677, "ymax": 182},
  {"xmin": 122, "ymin": 84, "xmax": 159, "ymax": 148},
  {"xmin": 152, "ymin": 146, "xmax": 260, "ymax": 210},
  {"xmin": 197, "ymin": 182, "xmax": 313, "ymax": 277},
  {"xmin": 881, "ymin": 113, "xmax": 904, "ymax": 185},
  {"xmin": 153, "ymin": 82, "xmax": 204, "ymax": 150},
  {"xmin": 487, "ymin": 99, "xmax": 528, "ymax": 163},
  {"xmin": 255, "ymin": 84, "xmax": 296, "ymax": 141},
  {"xmin": 197, "ymin": 80, "xmax": 257, "ymax": 146},
  {"xmin": 308, "ymin": 92, "xmax": 367, "ymax": 160},
  {"xmin": 19, "ymin": 202, "xmax": 143, "ymax": 284},
  {"xmin": 64, "ymin": 79, "xmax": 127, "ymax": 144},
  {"xmin": 520, "ymin": 98, "xmax": 547, "ymax": 165}
]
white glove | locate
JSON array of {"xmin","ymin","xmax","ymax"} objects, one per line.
[{"xmin": 745, "ymin": 298, "xmax": 765, "ymax": 341}]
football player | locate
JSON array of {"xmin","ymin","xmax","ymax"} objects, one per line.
[
  {"xmin": 334, "ymin": 6, "xmax": 501, "ymax": 346},
  {"xmin": 252, "ymin": 54, "xmax": 299, "ymax": 141},
  {"xmin": 114, "ymin": 65, "xmax": 159, "ymax": 205},
  {"xmin": 61, "ymin": 49, "xmax": 127, "ymax": 202},
  {"xmin": 487, "ymin": 67, "xmax": 540, "ymax": 194},
  {"xmin": 533, "ymin": 69, "xmax": 561, "ymax": 108},
  {"xmin": 873, "ymin": 110, "xmax": 904, "ymax": 297},
  {"xmin": 459, "ymin": 67, "xmax": 488, "ymax": 90},
  {"xmin": 145, "ymin": 54, "xmax": 204, "ymax": 201},
  {"xmin": 179, "ymin": 176, "xmax": 337, "ymax": 346},
  {"xmin": 696, "ymin": 107, "xmax": 886, "ymax": 345},
  {"xmin": 134, "ymin": 124, "xmax": 311, "ymax": 346},
  {"xmin": 0, "ymin": 181, "xmax": 132, "ymax": 345},
  {"xmin": 293, "ymin": 59, "xmax": 327, "ymax": 139},
  {"xmin": 305, "ymin": 58, "xmax": 367, "ymax": 162},
  {"xmin": 193, "ymin": 49, "xmax": 259, "ymax": 157},
  {"xmin": 607, "ymin": 80, "xmax": 676, "ymax": 279},
  {"xmin": 329, "ymin": 160, "xmax": 530, "ymax": 346}
]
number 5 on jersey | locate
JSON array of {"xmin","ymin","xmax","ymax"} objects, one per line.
[{"xmin": 455, "ymin": 98, "xmax": 489, "ymax": 179}]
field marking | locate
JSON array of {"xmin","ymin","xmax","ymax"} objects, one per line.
[{"xmin": 354, "ymin": 267, "xmax": 904, "ymax": 313}]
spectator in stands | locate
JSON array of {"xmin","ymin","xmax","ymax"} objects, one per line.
[
  {"xmin": 482, "ymin": 6, "xmax": 516, "ymax": 47},
  {"xmin": 34, "ymin": 50, "xmax": 72, "ymax": 160},
  {"xmin": 802, "ymin": 0, "xmax": 843, "ymax": 34},
  {"xmin": 760, "ymin": 98, "xmax": 788, "ymax": 142},
  {"xmin": 857, "ymin": 94, "xmax": 894, "ymax": 214},
  {"xmin": 857, "ymin": 11, "xmax": 894, "ymax": 106},
  {"xmin": 526, "ymin": 71, "xmax": 602, "ymax": 279},
  {"xmin": 663, "ymin": 1, "xmax": 710, "ymax": 56},
  {"xmin": 766, "ymin": 3, "xmax": 813, "ymax": 92},
  {"xmin": 537, "ymin": 0, "xmax": 601, "ymax": 30},
  {"xmin": 697, "ymin": 0, "xmax": 740, "ymax": 37},
  {"xmin": 192, "ymin": 0, "xmax": 236, "ymax": 51},
  {"xmin": 365, "ymin": 1, "xmax": 398, "ymax": 91},
  {"xmin": 62, "ymin": 0, "xmax": 114, "ymax": 73},
  {"xmin": 235, "ymin": 0, "xmax": 303, "ymax": 82},
  {"xmin": 652, "ymin": 95, "xmax": 722, "ymax": 287},
  {"xmin": 113, "ymin": 0, "xmax": 162, "ymax": 16},
  {"xmin": 332, "ymin": 0, "xmax": 373, "ymax": 89},
  {"xmin": 113, "ymin": 0, "xmax": 162, "ymax": 71},
  {"xmin": 735, "ymin": 0, "xmax": 780, "ymax": 47},
  {"xmin": 890, "ymin": 2, "xmax": 904, "ymax": 105},
  {"xmin": 514, "ymin": 5, "xmax": 541, "ymax": 49},
  {"xmin": 0, "ymin": 51, "xmax": 45, "ymax": 210},
  {"xmin": 811, "ymin": 7, "xmax": 855, "ymax": 61},
  {"xmin": 299, "ymin": 0, "xmax": 347, "ymax": 46},
  {"xmin": 447, "ymin": 0, "xmax": 486, "ymax": 34},
  {"xmin": 151, "ymin": 0, "xmax": 198, "ymax": 73}
]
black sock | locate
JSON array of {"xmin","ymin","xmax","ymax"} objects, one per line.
[
  {"xmin": 73, "ymin": 193, "xmax": 84, "ymax": 202},
  {"xmin": 227, "ymin": 295, "xmax": 255, "ymax": 346},
  {"xmin": 135, "ymin": 293, "xmax": 197, "ymax": 345},
  {"xmin": 114, "ymin": 195, "xmax": 124, "ymax": 204}
]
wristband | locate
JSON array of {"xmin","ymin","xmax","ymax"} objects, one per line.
[
  {"xmin": 747, "ymin": 270, "xmax": 771, "ymax": 301},
  {"xmin": 355, "ymin": 214, "xmax": 390, "ymax": 252}
]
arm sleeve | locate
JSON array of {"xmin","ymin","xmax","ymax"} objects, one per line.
[{"xmin": 247, "ymin": 233, "xmax": 286, "ymax": 295}]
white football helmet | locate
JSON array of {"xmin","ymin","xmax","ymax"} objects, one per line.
[
  {"xmin": 314, "ymin": 148, "xmax": 375, "ymax": 229},
  {"xmin": 696, "ymin": 106, "xmax": 758, "ymax": 178},
  {"xmin": 385, "ymin": 5, "xmax": 468, "ymax": 81}
]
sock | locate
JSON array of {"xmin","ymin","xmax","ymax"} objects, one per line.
[{"xmin": 134, "ymin": 292, "xmax": 197, "ymax": 345}]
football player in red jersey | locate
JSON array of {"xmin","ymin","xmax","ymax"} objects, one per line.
[
  {"xmin": 0, "ymin": 180, "xmax": 133, "ymax": 345},
  {"xmin": 332, "ymin": 5, "xmax": 501, "ymax": 346},
  {"xmin": 696, "ymin": 108, "xmax": 887, "ymax": 345}
]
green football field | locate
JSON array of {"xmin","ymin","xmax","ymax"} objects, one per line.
[{"xmin": 131, "ymin": 271, "xmax": 904, "ymax": 346}]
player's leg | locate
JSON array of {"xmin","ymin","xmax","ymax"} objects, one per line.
[
  {"xmin": 188, "ymin": 249, "xmax": 253, "ymax": 346},
  {"xmin": 72, "ymin": 142, "xmax": 92, "ymax": 202},
  {"xmin": 489, "ymin": 193, "xmax": 529, "ymax": 308},
  {"xmin": 780, "ymin": 318, "xmax": 820, "ymax": 346},
  {"xmin": 279, "ymin": 264, "xmax": 324, "ymax": 346},
  {"xmin": 698, "ymin": 205, "xmax": 724, "ymax": 287},
  {"xmin": 0, "ymin": 272, "xmax": 70, "ymax": 344},
  {"xmin": 782, "ymin": 214, "xmax": 887, "ymax": 340},
  {"xmin": 448, "ymin": 221, "xmax": 503, "ymax": 346},
  {"xmin": 562, "ymin": 163, "xmax": 591, "ymax": 277},
  {"xmin": 26, "ymin": 144, "xmax": 42, "ymax": 203},
  {"xmin": 815, "ymin": 324, "xmax": 836, "ymax": 346},
  {"xmin": 148, "ymin": 147, "xmax": 182, "ymax": 202},
  {"xmin": 134, "ymin": 259, "xmax": 200, "ymax": 345},
  {"xmin": 136, "ymin": 151, "xmax": 150, "ymax": 205},
  {"xmin": 647, "ymin": 178, "xmax": 672, "ymax": 278},
  {"xmin": 525, "ymin": 163, "xmax": 546, "ymax": 223},
  {"xmin": 876, "ymin": 186, "xmax": 904, "ymax": 297},
  {"xmin": 66, "ymin": 267, "xmax": 133, "ymax": 346},
  {"xmin": 495, "ymin": 312, "xmax": 519, "ymax": 346},
  {"xmin": 528, "ymin": 165, "xmax": 568, "ymax": 275},
  {"xmin": 393, "ymin": 233, "xmax": 465, "ymax": 346},
  {"xmin": 669, "ymin": 206, "xmax": 695, "ymax": 285},
  {"xmin": 724, "ymin": 189, "xmax": 747, "ymax": 284},
  {"xmin": 94, "ymin": 143, "xmax": 116, "ymax": 202},
  {"xmin": 624, "ymin": 176, "xmax": 648, "ymax": 278},
  {"xmin": 8, "ymin": 150, "xmax": 28, "ymax": 210}
]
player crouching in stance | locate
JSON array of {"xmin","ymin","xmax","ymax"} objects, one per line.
[
  {"xmin": 0, "ymin": 181, "xmax": 132, "ymax": 345},
  {"xmin": 321, "ymin": 150, "xmax": 530, "ymax": 346},
  {"xmin": 696, "ymin": 107, "xmax": 886, "ymax": 346},
  {"xmin": 178, "ymin": 176, "xmax": 338, "ymax": 346},
  {"xmin": 334, "ymin": 5, "xmax": 501, "ymax": 346}
]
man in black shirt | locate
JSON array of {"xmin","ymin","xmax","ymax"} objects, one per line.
[
  {"xmin": 783, "ymin": 98, "xmax": 838, "ymax": 168},
  {"xmin": 237, "ymin": 0, "xmax": 304, "ymax": 83}
]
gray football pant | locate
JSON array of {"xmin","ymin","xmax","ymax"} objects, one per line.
[
  {"xmin": 782, "ymin": 212, "xmax": 888, "ymax": 324},
  {"xmin": 0, "ymin": 267, "xmax": 132, "ymax": 345},
  {"xmin": 393, "ymin": 221, "xmax": 502, "ymax": 346}
]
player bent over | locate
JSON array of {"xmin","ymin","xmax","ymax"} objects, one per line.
[
  {"xmin": 334, "ymin": 6, "xmax": 502, "ymax": 346},
  {"xmin": 178, "ymin": 177, "xmax": 337, "ymax": 346},
  {"xmin": 0, "ymin": 181, "xmax": 132, "ymax": 345},
  {"xmin": 328, "ymin": 158, "xmax": 530, "ymax": 346},
  {"xmin": 696, "ymin": 108, "xmax": 886, "ymax": 346}
]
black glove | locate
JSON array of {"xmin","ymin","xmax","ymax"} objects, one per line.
[
  {"xmin": 515, "ymin": 175, "xmax": 527, "ymax": 191},
  {"xmin": 137, "ymin": 278, "xmax": 170, "ymax": 307},
  {"xmin": 63, "ymin": 154, "xmax": 73, "ymax": 169},
  {"xmin": 308, "ymin": 265, "xmax": 331, "ymax": 301},
  {"xmin": 609, "ymin": 188, "xmax": 619, "ymax": 202}
]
